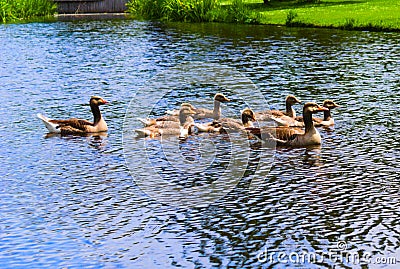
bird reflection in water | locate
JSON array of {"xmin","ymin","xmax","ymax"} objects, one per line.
[
  {"xmin": 44, "ymin": 131, "xmax": 108, "ymax": 150},
  {"xmin": 301, "ymin": 146, "xmax": 322, "ymax": 167}
]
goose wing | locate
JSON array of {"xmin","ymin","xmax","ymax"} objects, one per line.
[
  {"xmin": 266, "ymin": 126, "xmax": 304, "ymax": 141},
  {"xmin": 138, "ymin": 115, "xmax": 180, "ymax": 127},
  {"xmin": 37, "ymin": 114, "xmax": 93, "ymax": 133},
  {"xmin": 272, "ymin": 115, "xmax": 304, "ymax": 127},
  {"xmin": 50, "ymin": 118, "xmax": 93, "ymax": 130},
  {"xmin": 152, "ymin": 120, "xmax": 180, "ymax": 129},
  {"xmin": 193, "ymin": 108, "xmax": 213, "ymax": 119},
  {"xmin": 58, "ymin": 125, "xmax": 91, "ymax": 135},
  {"xmin": 246, "ymin": 126, "xmax": 303, "ymax": 142},
  {"xmin": 256, "ymin": 109, "xmax": 285, "ymax": 117},
  {"xmin": 269, "ymin": 110, "xmax": 286, "ymax": 117},
  {"xmin": 218, "ymin": 118, "xmax": 245, "ymax": 131}
]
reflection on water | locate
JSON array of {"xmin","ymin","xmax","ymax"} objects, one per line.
[
  {"xmin": 45, "ymin": 132, "xmax": 108, "ymax": 150},
  {"xmin": 0, "ymin": 20, "xmax": 399, "ymax": 268}
]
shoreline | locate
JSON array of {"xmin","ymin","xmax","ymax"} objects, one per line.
[
  {"xmin": 53, "ymin": 12, "xmax": 400, "ymax": 33},
  {"xmin": 55, "ymin": 13, "xmax": 129, "ymax": 21}
]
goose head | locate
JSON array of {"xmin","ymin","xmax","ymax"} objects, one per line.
[
  {"xmin": 178, "ymin": 105, "xmax": 196, "ymax": 124},
  {"xmin": 180, "ymin": 102, "xmax": 197, "ymax": 110},
  {"xmin": 303, "ymin": 102, "xmax": 329, "ymax": 114},
  {"xmin": 286, "ymin": 95, "xmax": 302, "ymax": 105},
  {"xmin": 214, "ymin": 93, "xmax": 231, "ymax": 103},
  {"xmin": 322, "ymin": 100, "xmax": 340, "ymax": 110},
  {"xmin": 241, "ymin": 108, "xmax": 256, "ymax": 126},
  {"xmin": 179, "ymin": 105, "xmax": 196, "ymax": 116},
  {"xmin": 90, "ymin": 96, "xmax": 108, "ymax": 106}
]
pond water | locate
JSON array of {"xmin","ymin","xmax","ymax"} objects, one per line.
[{"xmin": 0, "ymin": 19, "xmax": 399, "ymax": 268}]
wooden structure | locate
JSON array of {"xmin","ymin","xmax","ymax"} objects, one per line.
[{"xmin": 54, "ymin": 0, "xmax": 129, "ymax": 14}]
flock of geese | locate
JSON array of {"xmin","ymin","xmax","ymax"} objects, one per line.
[{"xmin": 37, "ymin": 94, "xmax": 339, "ymax": 147}]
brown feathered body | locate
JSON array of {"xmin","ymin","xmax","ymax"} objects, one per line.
[
  {"xmin": 196, "ymin": 108, "xmax": 256, "ymax": 133},
  {"xmin": 135, "ymin": 106, "xmax": 196, "ymax": 139}
]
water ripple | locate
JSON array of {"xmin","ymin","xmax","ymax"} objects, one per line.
[{"xmin": 0, "ymin": 20, "xmax": 399, "ymax": 268}]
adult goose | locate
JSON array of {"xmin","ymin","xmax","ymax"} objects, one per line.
[
  {"xmin": 196, "ymin": 108, "xmax": 256, "ymax": 133},
  {"xmin": 135, "ymin": 105, "xmax": 196, "ymax": 139},
  {"xmin": 295, "ymin": 100, "xmax": 340, "ymax": 127},
  {"xmin": 166, "ymin": 93, "xmax": 231, "ymax": 120},
  {"xmin": 247, "ymin": 102, "xmax": 328, "ymax": 147},
  {"xmin": 37, "ymin": 96, "xmax": 108, "ymax": 135},
  {"xmin": 256, "ymin": 94, "xmax": 301, "ymax": 121}
]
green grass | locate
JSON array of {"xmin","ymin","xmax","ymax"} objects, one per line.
[
  {"xmin": 1, "ymin": 0, "xmax": 56, "ymax": 23},
  {"xmin": 127, "ymin": 0, "xmax": 400, "ymax": 31},
  {"xmin": 244, "ymin": 0, "xmax": 400, "ymax": 31}
]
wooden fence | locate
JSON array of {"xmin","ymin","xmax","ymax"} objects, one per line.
[{"xmin": 54, "ymin": 0, "xmax": 129, "ymax": 14}]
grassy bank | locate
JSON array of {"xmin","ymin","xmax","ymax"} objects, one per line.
[
  {"xmin": 127, "ymin": 0, "xmax": 400, "ymax": 31},
  {"xmin": 1, "ymin": 0, "xmax": 56, "ymax": 23},
  {"xmin": 254, "ymin": 0, "xmax": 400, "ymax": 31}
]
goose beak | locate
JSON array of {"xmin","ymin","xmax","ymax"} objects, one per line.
[
  {"xmin": 250, "ymin": 112, "xmax": 257, "ymax": 121},
  {"xmin": 318, "ymin": 105, "xmax": 329, "ymax": 111},
  {"xmin": 102, "ymin": 99, "xmax": 109, "ymax": 104}
]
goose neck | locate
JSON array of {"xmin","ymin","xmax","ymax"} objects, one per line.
[
  {"xmin": 323, "ymin": 109, "xmax": 332, "ymax": 121},
  {"xmin": 303, "ymin": 110, "xmax": 314, "ymax": 133},
  {"xmin": 90, "ymin": 103, "xmax": 102, "ymax": 126},
  {"xmin": 286, "ymin": 102, "xmax": 295, "ymax": 118},
  {"xmin": 213, "ymin": 100, "xmax": 221, "ymax": 118}
]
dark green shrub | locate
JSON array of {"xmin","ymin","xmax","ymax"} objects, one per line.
[
  {"xmin": 163, "ymin": 0, "xmax": 217, "ymax": 22},
  {"xmin": 224, "ymin": 0, "xmax": 261, "ymax": 24},
  {"xmin": 126, "ymin": 0, "xmax": 261, "ymax": 24},
  {"xmin": 1, "ymin": 0, "xmax": 56, "ymax": 23},
  {"xmin": 126, "ymin": 0, "xmax": 164, "ymax": 20}
]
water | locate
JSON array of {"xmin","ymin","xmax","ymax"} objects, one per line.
[{"xmin": 1, "ymin": 20, "xmax": 399, "ymax": 268}]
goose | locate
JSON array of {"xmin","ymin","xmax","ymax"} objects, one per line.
[
  {"xmin": 247, "ymin": 102, "xmax": 328, "ymax": 147},
  {"xmin": 256, "ymin": 95, "xmax": 301, "ymax": 121},
  {"xmin": 37, "ymin": 96, "xmax": 108, "ymax": 135},
  {"xmin": 166, "ymin": 93, "xmax": 230, "ymax": 120},
  {"xmin": 295, "ymin": 100, "xmax": 340, "ymax": 127},
  {"xmin": 196, "ymin": 108, "xmax": 256, "ymax": 133},
  {"xmin": 134, "ymin": 105, "xmax": 196, "ymax": 139},
  {"xmin": 137, "ymin": 103, "xmax": 193, "ymax": 127}
]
